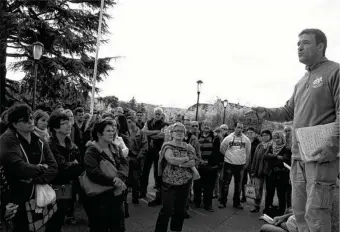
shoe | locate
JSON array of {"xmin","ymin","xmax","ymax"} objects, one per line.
[
  {"xmin": 132, "ymin": 199, "xmax": 139, "ymax": 204},
  {"xmin": 184, "ymin": 211, "xmax": 190, "ymax": 219},
  {"xmin": 66, "ymin": 217, "xmax": 77, "ymax": 225},
  {"xmin": 139, "ymin": 193, "xmax": 146, "ymax": 198},
  {"xmin": 148, "ymin": 199, "xmax": 161, "ymax": 207},
  {"xmin": 204, "ymin": 206, "xmax": 215, "ymax": 212},
  {"xmin": 240, "ymin": 197, "xmax": 247, "ymax": 203},
  {"xmin": 194, "ymin": 203, "xmax": 201, "ymax": 209},
  {"xmin": 250, "ymin": 207, "xmax": 260, "ymax": 213},
  {"xmin": 218, "ymin": 203, "xmax": 226, "ymax": 209},
  {"xmin": 233, "ymin": 204, "xmax": 244, "ymax": 210}
]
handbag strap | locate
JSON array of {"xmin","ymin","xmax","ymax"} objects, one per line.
[{"xmin": 19, "ymin": 144, "xmax": 35, "ymax": 199}]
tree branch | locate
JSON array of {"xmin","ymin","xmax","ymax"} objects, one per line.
[{"xmin": 6, "ymin": 53, "xmax": 28, "ymax": 58}]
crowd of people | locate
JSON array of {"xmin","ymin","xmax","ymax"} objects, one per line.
[{"xmin": 0, "ymin": 28, "xmax": 339, "ymax": 232}]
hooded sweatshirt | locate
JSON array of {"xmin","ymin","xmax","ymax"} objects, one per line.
[
  {"xmin": 262, "ymin": 58, "xmax": 339, "ymax": 160},
  {"xmin": 220, "ymin": 132, "xmax": 251, "ymax": 165}
]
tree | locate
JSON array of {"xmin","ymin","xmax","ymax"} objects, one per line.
[
  {"xmin": 97, "ymin": 95, "xmax": 119, "ymax": 109},
  {"xmin": 1, "ymin": 0, "xmax": 117, "ymax": 113},
  {"xmin": 128, "ymin": 96, "xmax": 137, "ymax": 112}
]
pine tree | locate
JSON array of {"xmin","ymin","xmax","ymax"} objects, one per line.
[{"xmin": 0, "ymin": 0, "xmax": 117, "ymax": 113}]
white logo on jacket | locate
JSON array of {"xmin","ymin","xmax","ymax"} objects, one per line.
[{"xmin": 312, "ymin": 76, "xmax": 323, "ymax": 88}]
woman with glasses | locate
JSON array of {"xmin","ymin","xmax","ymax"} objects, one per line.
[
  {"xmin": 155, "ymin": 122, "xmax": 197, "ymax": 232},
  {"xmin": 0, "ymin": 104, "xmax": 58, "ymax": 232},
  {"xmin": 46, "ymin": 111, "xmax": 83, "ymax": 232}
]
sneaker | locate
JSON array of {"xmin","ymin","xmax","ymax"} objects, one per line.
[
  {"xmin": 139, "ymin": 193, "xmax": 146, "ymax": 199},
  {"xmin": 194, "ymin": 203, "xmax": 201, "ymax": 209},
  {"xmin": 250, "ymin": 206, "xmax": 260, "ymax": 213},
  {"xmin": 148, "ymin": 199, "xmax": 161, "ymax": 207},
  {"xmin": 184, "ymin": 211, "xmax": 190, "ymax": 219},
  {"xmin": 66, "ymin": 217, "xmax": 77, "ymax": 225},
  {"xmin": 218, "ymin": 203, "xmax": 226, "ymax": 209},
  {"xmin": 204, "ymin": 206, "xmax": 215, "ymax": 212},
  {"xmin": 240, "ymin": 197, "xmax": 247, "ymax": 203},
  {"xmin": 233, "ymin": 204, "xmax": 244, "ymax": 210}
]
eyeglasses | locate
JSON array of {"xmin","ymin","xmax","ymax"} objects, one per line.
[
  {"xmin": 173, "ymin": 130, "xmax": 185, "ymax": 133},
  {"xmin": 60, "ymin": 121, "xmax": 71, "ymax": 126},
  {"xmin": 18, "ymin": 115, "xmax": 34, "ymax": 123},
  {"xmin": 192, "ymin": 125, "xmax": 198, "ymax": 128},
  {"xmin": 284, "ymin": 130, "xmax": 291, "ymax": 132}
]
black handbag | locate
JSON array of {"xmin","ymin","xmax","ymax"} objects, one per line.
[{"xmin": 53, "ymin": 184, "xmax": 73, "ymax": 200}]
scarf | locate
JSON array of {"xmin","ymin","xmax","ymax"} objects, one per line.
[
  {"xmin": 272, "ymin": 131, "xmax": 286, "ymax": 155},
  {"xmin": 34, "ymin": 127, "xmax": 50, "ymax": 141},
  {"xmin": 261, "ymin": 140, "xmax": 272, "ymax": 149}
]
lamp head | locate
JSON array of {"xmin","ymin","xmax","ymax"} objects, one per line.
[
  {"xmin": 223, "ymin": 99, "xmax": 228, "ymax": 108},
  {"xmin": 196, "ymin": 80, "xmax": 203, "ymax": 93},
  {"xmin": 32, "ymin": 42, "xmax": 44, "ymax": 60}
]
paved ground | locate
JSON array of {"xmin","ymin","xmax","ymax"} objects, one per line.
[{"xmin": 64, "ymin": 167, "xmax": 268, "ymax": 232}]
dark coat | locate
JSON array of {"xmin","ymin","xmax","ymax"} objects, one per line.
[
  {"xmin": 84, "ymin": 144, "xmax": 129, "ymax": 188},
  {"xmin": 0, "ymin": 129, "xmax": 58, "ymax": 205}
]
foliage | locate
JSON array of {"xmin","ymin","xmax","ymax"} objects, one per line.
[
  {"xmin": 128, "ymin": 97, "xmax": 137, "ymax": 112},
  {"xmin": 97, "ymin": 95, "xmax": 119, "ymax": 109},
  {"xmin": 1, "ymin": 0, "xmax": 117, "ymax": 112}
]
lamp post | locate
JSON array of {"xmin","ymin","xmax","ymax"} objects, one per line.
[
  {"xmin": 195, "ymin": 80, "xmax": 203, "ymax": 121},
  {"xmin": 222, "ymin": 99, "xmax": 228, "ymax": 124},
  {"xmin": 32, "ymin": 42, "xmax": 44, "ymax": 111}
]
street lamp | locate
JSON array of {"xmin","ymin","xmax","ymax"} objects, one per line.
[
  {"xmin": 222, "ymin": 99, "xmax": 228, "ymax": 124},
  {"xmin": 32, "ymin": 41, "xmax": 44, "ymax": 111},
  {"xmin": 195, "ymin": 80, "xmax": 203, "ymax": 121}
]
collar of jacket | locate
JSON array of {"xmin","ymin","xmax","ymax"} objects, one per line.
[
  {"xmin": 305, "ymin": 57, "xmax": 328, "ymax": 72},
  {"xmin": 50, "ymin": 133, "xmax": 73, "ymax": 149}
]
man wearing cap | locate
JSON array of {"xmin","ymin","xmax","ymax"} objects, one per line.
[{"xmin": 127, "ymin": 113, "xmax": 148, "ymax": 204}]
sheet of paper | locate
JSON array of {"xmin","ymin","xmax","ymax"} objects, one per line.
[{"xmin": 295, "ymin": 123, "xmax": 334, "ymax": 162}]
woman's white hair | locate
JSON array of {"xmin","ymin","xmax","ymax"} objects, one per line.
[{"xmin": 154, "ymin": 107, "xmax": 163, "ymax": 113}]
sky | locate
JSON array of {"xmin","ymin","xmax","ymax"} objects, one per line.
[{"xmin": 8, "ymin": 0, "xmax": 340, "ymax": 109}]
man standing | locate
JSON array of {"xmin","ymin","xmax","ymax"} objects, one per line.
[
  {"xmin": 246, "ymin": 29, "xmax": 339, "ymax": 232},
  {"xmin": 283, "ymin": 125, "xmax": 293, "ymax": 149},
  {"xmin": 136, "ymin": 111, "xmax": 145, "ymax": 130},
  {"xmin": 194, "ymin": 120, "xmax": 219, "ymax": 212},
  {"xmin": 127, "ymin": 113, "xmax": 148, "ymax": 204},
  {"xmin": 219, "ymin": 122, "xmax": 251, "ymax": 209},
  {"xmin": 140, "ymin": 107, "xmax": 167, "ymax": 199}
]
